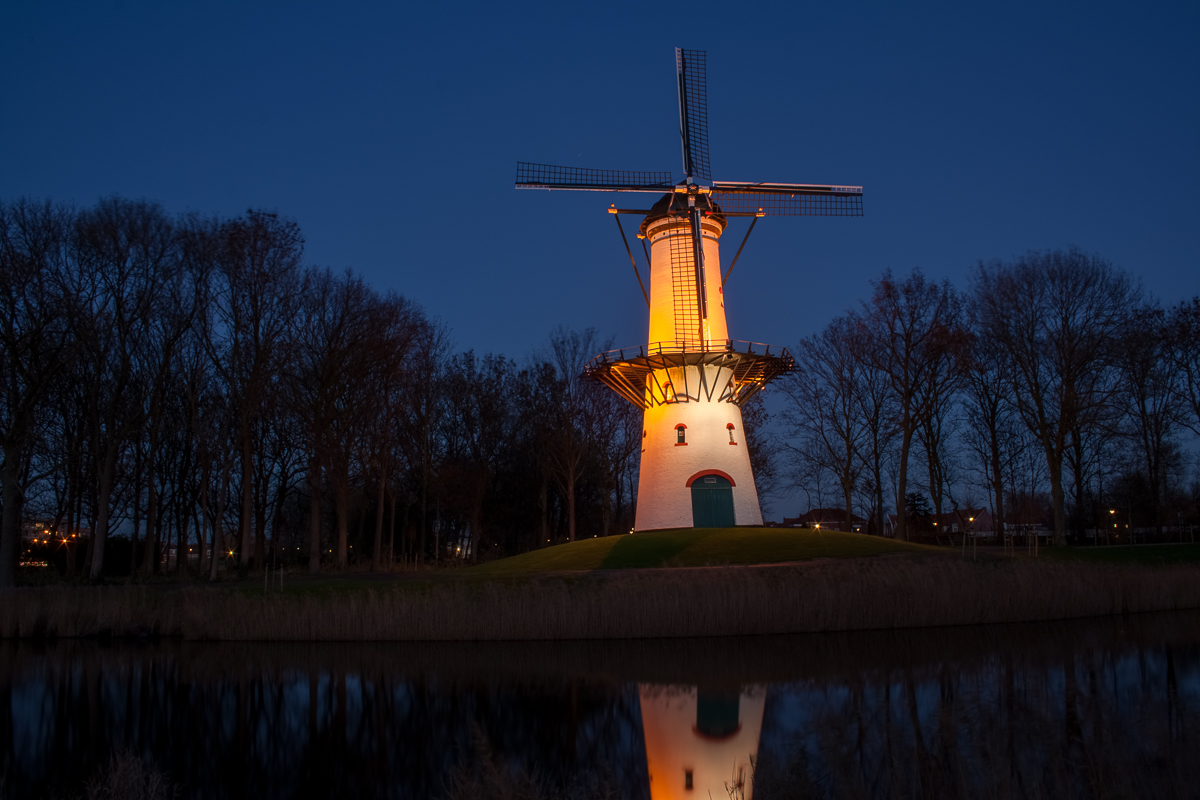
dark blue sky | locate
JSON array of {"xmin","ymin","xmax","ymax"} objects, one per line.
[{"xmin": 3, "ymin": 1, "xmax": 1198, "ymax": 361}]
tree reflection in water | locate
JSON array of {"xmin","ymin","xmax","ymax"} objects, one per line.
[{"xmin": 0, "ymin": 611, "xmax": 1197, "ymax": 799}]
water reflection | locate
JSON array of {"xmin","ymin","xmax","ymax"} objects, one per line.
[
  {"xmin": 0, "ymin": 611, "xmax": 1198, "ymax": 798},
  {"xmin": 639, "ymin": 684, "xmax": 764, "ymax": 799}
]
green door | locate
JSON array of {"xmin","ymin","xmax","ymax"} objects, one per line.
[
  {"xmin": 691, "ymin": 475, "xmax": 735, "ymax": 528},
  {"xmin": 696, "ymin": 689, "xmax": 741, "ymax": 738}
]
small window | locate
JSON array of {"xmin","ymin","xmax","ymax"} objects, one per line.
[
  {"xmin": 684, "ymin": 769, "xmax": 693, "ymax": 790},
  {"xmin": 705, "ymin": 476, "xmax": 717, "ymax": 483},
  {"xmin": 727, "ymin": 423, "xmax": 736, "ymax": 444},
  {"xmin": 675, "ymin": 424, "xmax": 687, "ymax": 445}
]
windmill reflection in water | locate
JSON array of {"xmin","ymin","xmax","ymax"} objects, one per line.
[{"xmin": 639, "ymin": 683, "xmax": 765, "ymax": 799}]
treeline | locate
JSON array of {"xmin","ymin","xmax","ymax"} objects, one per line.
[
  {"xmin": 780, "ymin": 250, "xmax": 1200, "ymax": 544},
  {"xmin": 0, "ymin": 197, "xmax": 688, "ymax": 585}
]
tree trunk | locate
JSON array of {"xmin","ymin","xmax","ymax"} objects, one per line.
[
  {"xmin": 210, "ymin": 458, "xmax": 232, "ymax": 582},
  {"xmin": 129, "ymin": 447, "xmax": 143, "ymax": 578},
  {"xmin": 175, "ymin": 500, "xmax": 186, "ymax": 575},
  {"xmin": 0, "ymin": 449, "xmax": 24, "ymax": 588},
  {"xmin": 334, "ymin": 478, "xmax": 350, "ymax": 569},
  {"xmin": 254, "ymin": 480, "xmax": 267, "ymax": 570},
  {"xmin": 269, "ymin": 471, "xmax": 288, "ymax": 568},
  {"xmin": 566, "ymin": 462, "xmax": 577, "ymax": 542},
  {"xmin": 64, "ymin": 465, "xmax": 77, "ymax": 577},
  {"xmin": 872, "ymin": 453, "xmax": 885, "ymax": 538},
  {"xmin": 195, "ymin": 492, "xmax": 207, "ymax": 577},
  {"xmin": 308, "ymin": 453, "xmax": 322, "ymax": 574},
  {"xmin": 372, "ymin": 466, "xmax": 387, "ymax": 571},
  {"xmin": 254, "ymin": 441, "xmax": 269, "ymax": 568},
  {"xmin": 926, "ymin": 433, "xmax": 945, "ymax": 521},
  {"xmin": 144, "ymin": 429, "xmax": 162, "ymax": 575},
  {"xmin": 1070, "ymin": 435, "xmax": 1086, "ymax": 542},
  {"xmin": 989, "ymin": 430, "xmax": 1006, "ymax": 540},
  {"xmin": 539, "ymin": 481, "xmax": 549, "ymax": 548},
  {"xmin": 387, "ymin": 490, "xmax": 397, "ymax": 566},
  {"xmin": 1047, "ymin": 448, "xmax": 1067, "ymax": 547},
  {"xmin": 239, "ymin": 431, "xmax": 253, "ymax": 568},
  {"xmin": 89, "ymin": 445, "xmax": 118, "ymax": 581},
  {"xmin": 420, "ymin": 423, "xmax": 429, "ymax": 562},
  {"xmin": 843, "ymin": 472, "xmax": 854, "ymax": 534},
  {"xmin": 894, "ymin": 425, "xmax": 914, "ymax": 541}
]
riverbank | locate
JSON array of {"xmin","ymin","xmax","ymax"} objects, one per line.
[{"xmin": 4, "ymin": 550, "xmax": 1200, "ymax": 640}]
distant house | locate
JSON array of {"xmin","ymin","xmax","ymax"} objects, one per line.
[
  {"xmin": 21, "ymin": 519, "xmax": 90, "ymax": 543},
  {"xmin": 886, "ymin": 508, "xmax": 996, "ymax": 539},
  {"xmin": 882, "ymin": 506, "xmax": 1061, "ymax": 542},
  {"xmin": 777, "ymin": 508, "xmax": 867, "ymax": 532}
]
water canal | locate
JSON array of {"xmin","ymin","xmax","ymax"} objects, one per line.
[{"xmin": 2, "ymin": 610, "xmax": 1198, "ymax": 799}]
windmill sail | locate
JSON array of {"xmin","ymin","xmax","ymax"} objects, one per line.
[
  {"xmin": 515, "ymin": 162, "xmax": 674, "ymax": 192},
  {"xmin": 710, "ymin": 181, "xmax": 863, "ymax": 216},
  {"xmin": 676, "ymin": 49, "xmax": 710, "ymax": 181}
]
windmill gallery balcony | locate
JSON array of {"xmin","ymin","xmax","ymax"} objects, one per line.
[{"xmin": 583, "ymin": 339, "xmax": 794, "ymax": 410}]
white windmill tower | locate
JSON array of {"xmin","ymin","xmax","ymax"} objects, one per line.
[{"xmin": 517, "ymin": 49, "xmax": 863, "ymax": 530}]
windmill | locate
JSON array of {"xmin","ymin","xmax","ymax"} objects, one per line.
[{"xmin": 516, "ymin": 48, "xmax": 863, "ymax": 531}]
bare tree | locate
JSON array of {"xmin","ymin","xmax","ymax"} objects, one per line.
[
  {"xmin": 290, "ymin": 268, "xmax": 377, "ymax": 570},
  {"xmin": 974, "ymin": 249, "xmax": 1139, "ymax": 545},
  {"xmin": 1115, "ymin": 304, "xmax": 1181, "ymax": 535},
  {"xmin": 851, "ymin": 331, "xmax": 898, "ymax": 537},
  {"xmin": 362, "ymin": 294, "xmax": 421, "ymax": 570},
  {"xmin": 538, "ymin": 326, "xmax": 604, "ymax": 542},
  {"xmin": 69, "ymin": 198, "xmax": 176, "ymax": 579},
  {"xmin": 862, "ymin": 270, "xmax": 961, "ymax": 541},
  {"xmin": 0, "ymin": 200, "xmax": 75, "ymax": 587},
  {"xmin": 1166, "ymin": 298, "xmax": 1200, "ymax": 438},
  {"xmin": 959, "ymin": 315, "xmax": 1021, "ymax": 541},
  {"xmin": 782, "ymin": 317, "xmax": 871, "ymax": 531},
  {"xmin": 441, "ymin": 352, "xmax": 514, "ymax": 559},
  {"xmin": 912, "ymin": 293, "xmax": 965, "ymax": 522},
  {"xmin": 581, "ymin": 371, "xmax": 639, "ymax": 538},
  {"xmin": 398, "ymin": 321, "xmax": 451, "ymax": 561},
  {"xmin": 207, "ymin": 211, "xmax": 302, "ymax": 570},
  {"xmin": 136, "ymin": 216, "xmax": 205, "ymax": 574}
]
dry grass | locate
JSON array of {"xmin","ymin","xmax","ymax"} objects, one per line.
[
  {"xmin": 3, "ymin": 554, "xmax": 1200, "ymax": 641},
  {"xmin": 438, "ymin": 724, "xmax": 629, "ymax": 800},
  {"xmin": 78, "ymin": 749, "xmax": 176, "ymax": 800}
]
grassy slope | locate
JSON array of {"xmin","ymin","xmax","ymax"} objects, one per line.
[{"xmin": 467, "ymin": 526, "xmax": 939, "ymax": 577}]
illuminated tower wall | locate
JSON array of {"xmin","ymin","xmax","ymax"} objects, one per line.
[{"xmin": 634, "ymin": 203, "xmax": 763, "ymax": 530}]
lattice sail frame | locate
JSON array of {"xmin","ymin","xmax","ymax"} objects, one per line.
[
  {"xmin": 676, "ymin": 48, "xmax": 710, "ymax": 181},
  {"xmin": 515, "ymin": 162, "xmax": 674, "ymax": 192},
  {"xmin": 584, "ymin": 340, "xmax": 795, "ymax": 409},
  {"xmin": 710, "ymin": 186, "xmax": 863, "ymax": 216}
]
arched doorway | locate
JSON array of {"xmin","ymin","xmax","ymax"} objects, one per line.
[{"xmin": 690, "ymin": 473, "xmax": 735, "ymax": 528}]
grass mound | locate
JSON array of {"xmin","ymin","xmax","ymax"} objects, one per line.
[{"xmin": 468, "ymin": 526, "xmax": 939, "ymax": 577}]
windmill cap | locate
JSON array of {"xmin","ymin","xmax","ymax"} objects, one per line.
[{"xmin": 638, "ymin": 192, "xmax": 726, "ymax": 237}]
